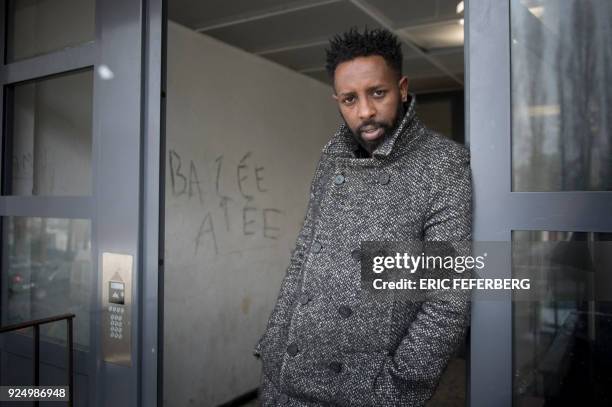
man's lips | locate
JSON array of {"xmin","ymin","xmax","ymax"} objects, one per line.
[{"xmin": 361, "ymin": 126, "xmax": 383, "ymax": 141}]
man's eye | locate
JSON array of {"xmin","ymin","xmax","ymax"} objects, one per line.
[
  {"xmin": 343, "ymin": 97, "xmax": 355, "ymax": 104},
  {"xmin": 373, "ymin": 90, "xmax": 386, "ymax": 97}
]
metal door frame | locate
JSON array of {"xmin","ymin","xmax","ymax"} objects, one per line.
[
  {"xmin": 141, "ymin": 0, "xmax": 165, "ymax": 406},
  {"xmin": 466, "ymin": 1, "xmax": 612, "ymax": 406},
  {"xmin": 0, "ymin": 0, "xmax": 165, "ymax": 405}
]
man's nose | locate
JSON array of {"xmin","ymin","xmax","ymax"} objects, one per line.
[{"xmin": 357, "ymin": 99, "xmax": 376, "ymax": 121}]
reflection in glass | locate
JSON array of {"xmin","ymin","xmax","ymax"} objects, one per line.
[
  {"xmin": 512, "ymin": 231, "xmax": 612, "ymax": 406},
  {"xmin": 3, "ymin": 217, "xmax": 92, "ymax": 348},
  {"xmin": 6, "ymin": 0, "xmax": 95, "ymax": 63},
  {"xmin": 4, "ymin": 69, "xmax": 93, "ymax": 196},
  {"xmin": 511, "ymin": 0, "xmax": 612, "ymax": 191}
]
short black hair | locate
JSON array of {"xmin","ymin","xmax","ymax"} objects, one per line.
[{"xmin": 325, "ymin": 27, "xmax": 403, "ymax": 79}]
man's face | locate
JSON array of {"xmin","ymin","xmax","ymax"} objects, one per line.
[{"xmin": 332, "ymin": 55, "xmax": 408, "ymax": 153}]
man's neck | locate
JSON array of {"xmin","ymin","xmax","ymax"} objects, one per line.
[{"xmin": 354, "ymin": 143, "xmax": 372, "ymax": 158}]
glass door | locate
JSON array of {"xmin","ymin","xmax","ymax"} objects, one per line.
[
  {"xmin": 0, "ymin": 0, "xmax": 164, "ymax": 406},
  {"xmin": 467, "ymin": 0, "xmax": 612, "ymax": 406}
]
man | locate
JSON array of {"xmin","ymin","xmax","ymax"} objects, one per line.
[{"xmin": 254, "ymin": 27, "xmax": 472, "ymax": 406}]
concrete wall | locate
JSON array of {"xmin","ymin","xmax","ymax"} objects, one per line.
[{"xmin": 164, "ymin": 21, "xmax": 338, "ymax": 405}]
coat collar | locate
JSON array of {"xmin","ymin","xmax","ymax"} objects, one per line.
[{"xmin": 323, "ymin": 94, "xmax": 418, "ymax": 159}]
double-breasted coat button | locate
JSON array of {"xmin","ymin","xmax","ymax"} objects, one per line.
[
  {"xmin": 312, "ymin": 241, "xmax": 322, "ymax": 253},
  {"xmin": 378, "ymin": 172, "xmax": 390, "ymax": 185},
  {"xmin": 329, "ymin": 361, "xmax": 343, "ymax": 374},
  {"xmin": 338, "ymin": 305, "xmax": 352, "ymax": 318},
  {"xmin": 299, "ymin": 293, "xmax": 310, "ymax": 305},
  {"xmin": 334, "ymin": 174, "xmax": 345, "ymax": 185},
  {"xmin": 287, "ymin": 343, "xmax": 299, "ymax": 356},
  {"xmin": 279, "ymin": 393, "xmax": 289, "ymax": 404},
  {"xmin": 351, "ymin": 248, "xmax": 360, "ymax": 261}
]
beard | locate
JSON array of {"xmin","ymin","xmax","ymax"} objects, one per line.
[{"xmin": 344, "ymin": 101, "xmax": 406, "ymax": 154}]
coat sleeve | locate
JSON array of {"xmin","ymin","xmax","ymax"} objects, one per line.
[
  {"xmin": 373, "ymin": 145, "xmax": 472, "ymax": 405},
  {"xmin": 253, "ymin": 153, "xmax": 327, "ymax": 358}
]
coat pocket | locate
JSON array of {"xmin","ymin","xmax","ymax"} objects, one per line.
[
  {"xmin": 343, "ymin": 293, "xmax": 394, "ymax": 353},
  {"xmin": 325, "ymin": 350, "xmax": 389, "ymax": 406}
]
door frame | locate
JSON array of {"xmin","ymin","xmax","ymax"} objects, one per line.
[
  {"xmin": 467, "ymin": 1, "xmax": 612, "ymax": 406},
  {"xmin": 141, "ymin": 0, "xmax": 166, "ymax": 405},
  {"xmin": 0, "ymin": 0, "xmax": 165, "ymax": 405}
]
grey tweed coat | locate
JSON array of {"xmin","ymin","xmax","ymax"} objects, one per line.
[{"xmin": 254, "ymin": 95, "xmax": 472, "ymax": 406}]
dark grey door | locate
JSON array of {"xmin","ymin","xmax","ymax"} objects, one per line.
[
  {"xmin": 468, "ymin": 1, "xmax": 612, "ymax": 406},
  {"xmin": 0, "ymin": 0, "xmax": 163, "ymax": 406}
]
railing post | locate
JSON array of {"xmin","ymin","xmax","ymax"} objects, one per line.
[
  {"xmin": 67, "ymin": 316, "xmax": 74, "ymax": 407},
  {"xmin": 0, "ymin": 313, "xmax": 75, "ymax": 405},
  {"xmin": 34, "ymin": 324, "xmax": 39, "ymax": 407}
]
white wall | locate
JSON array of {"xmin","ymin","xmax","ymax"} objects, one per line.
[{"xmin": 164, "ymin": 21, "xmax": 339, "ymax": 405}]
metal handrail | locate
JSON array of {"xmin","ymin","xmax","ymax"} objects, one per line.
[{"xmin": 0, "ymin": 313, "xmax": 75, "ymax": 407}]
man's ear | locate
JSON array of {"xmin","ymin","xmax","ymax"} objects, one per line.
[
  {"xmin": 332, "ymin": 93, "xmax": 338, "ymax": 101},
  {"xmin": 399, "ymin": 76, "xmax": 409, "ymax": 101}
]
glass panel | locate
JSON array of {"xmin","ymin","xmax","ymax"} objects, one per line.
[
  {"xmin": 512, "ymin": 231, "xmax": 612, "ymax": 406},
  {"xmin": 2, "ymin": 217, "xmax": 92, "ymax": 348},
  {"xmin": 6, "ymin": 0, "xmax": 95, "ymax": 63},
  {"xmin": 511, "ymin": 0, "xmax": 612, "ymax": 191},
  {"xmin": 4, "ymin": 69, "xmax": 93, "ymax": 196}
]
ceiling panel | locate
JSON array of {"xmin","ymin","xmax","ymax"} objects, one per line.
[
  {"xmin": 202, "ymin": 1, "xmax": 384, "ymax": 53},
  {"xmin": 403, "ymin": 57, "xmax": 445, "ymax": 79},
  {"xmin": 435, "ymin": 0, "xmax": 464, "ymax": 20},
  {"xmin": 261, "ymin": 40, "xmax": 421, "ymax": 73},
  {"xmin": 361, "ymin": 0, "xmax": 462, "ymax": 28},
  {"xmin": 399, "ymin": 20, "xmax": 464, "ymax": 50},
  {"xmin": 429, "ymin": 50, "xmax": 464, "ymax": 74},
  {"xmin": 263, "ymin": 42, "xmax": 329, "ymax": 71},
  {"xmin": 360, "ymin": 0, "xmax": 437, "ymax": 25},
  {"xmin": 169, "ymin": 0, "xmax": 465, "ymax": 93},
  {"xmin": 400, "ymin": 43, "xmax": 420, "ymax": 59},
  {"xmin": 169, "ymin": 0, "xmax": 322, "ymax": 29}
]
